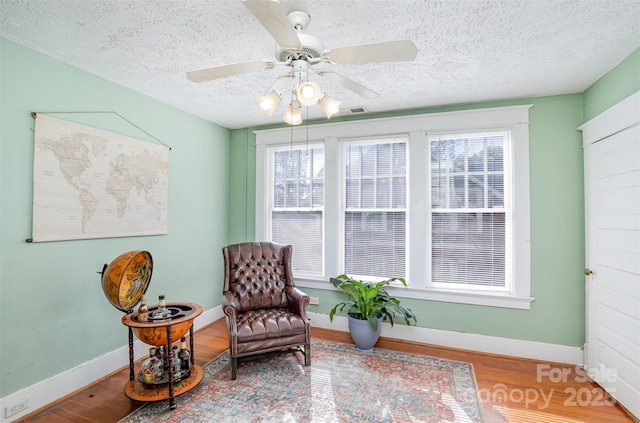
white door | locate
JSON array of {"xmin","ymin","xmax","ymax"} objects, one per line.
[{"xmin": 581, "ymin": 91, "xmax": 640, "ymax": 419}]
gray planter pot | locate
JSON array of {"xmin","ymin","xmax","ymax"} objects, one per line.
[{"xmin": 348, "ymin": 314, "xmax": 382, "ymax": 352}]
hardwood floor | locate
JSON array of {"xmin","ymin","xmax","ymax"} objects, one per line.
[{"xmin": 16, "ymin": 318, "xmax": 636, "ymax": 423}]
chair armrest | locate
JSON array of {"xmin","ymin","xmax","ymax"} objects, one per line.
[
  {"xmin": 223, "ymin": 292, "xmax": 239, "ymax": 318},
  {"xmin": 286, "ymin": 287, "xmax": 310, "ymax": 320},
  {"xmin": 222, "ymin": 292, "xmax": 239, "ymax": 354}
]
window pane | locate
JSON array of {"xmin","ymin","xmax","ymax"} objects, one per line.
[
  {"xmin": 377, "ymin": 143, "xmax": 391, "ymax": 175},
  {"xmin": 346, "ymin": 146, "xmax": 360, "ymax": 177},
  {"xmin": 272, "ymin": 211, "xmax": 323, "ymax": 275},
  {"xmin": 312, "ymin": 180, "xmax": 324, "ymax": 207},
  {"xmin": 467, "ymin": 137, "xmax": 485, "ymax": 172},
  {"xmin": 361, "ymin": 145, "xmax": 376, "ymax": 176},
  {"xmin": 488, "ymin": 175, "xmax": 504, "ymax": 208},
  {"xmin": 275, "ymin": 152, "xmax": 286, "ymax": 179},
  {"xmin": 274, "ymin": 182, "xmax": 285, "ymax": 207},
  {"xmin": 286, "ymin": 150, "xmax": 300, "ymax": 178},
  {"xmin": 431, "ymin": 175, "xmax": 446, "ymax": 209},
  {"xmin": 361, "ymin": 179, "xmax": 375, "ymax": 208},
  {"xmin": 393, "ymin": 143, "xmax": 406, "ymax": 174},
  {"xmin": 452, "ymin": 175, "xmax": 466, "ymax": 208},
  {"xmin": 392, "ymin": 177, "xmax": 406, "ymax": 208},
  {"xmin": 468, "ymin": 175, "xmax": 485, "ymax": 208},
  {"xmin": 346, "ymin": 179, "xmax": 359, "ymax": 209},
  {"xmin": 376, "ymin": 177, "xmax": 391, "ymax": 208},
  {"xmin": 451, "ymin": 139, "xmax": 466, "ymax": 173},
  {"xmin": 345, "ymin": 211, "xmax": 406, "ymax": 278},
  {"xmin": 487, "ymin": 137, "xmax": 504, "ymax": 172},
  {"xmin": 431, "ymin": 212, "xmax": 505, "ymax": 287},
  {"xmin": 299, "ymin": 180, "xmax": 311, "ymax": 207},
  {"xmin": 431, "ymin": 140, "xmax": 446, "ymax": 166},
  {"xmin": 286, "ymin": 181, "xmax": 297, "ymax": 207}
]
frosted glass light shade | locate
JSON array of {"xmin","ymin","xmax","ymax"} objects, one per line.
[
  {"xmin": 283, "ymin": 101, "xmax": 302, "ymax": 125},
  {"xmin": 296, "ymin": 81, "xmax": 321, "ymax": 106},
  {"xmin": 256, "ymin": 90, "xmax": 281, "ymax": 116},
  {"xmin": 318, "ymin": 95, "xmax": 341, "ymax": 118}
]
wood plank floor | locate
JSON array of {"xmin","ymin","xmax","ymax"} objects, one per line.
[{"xmin": 16, "ymin": 318, "xmax": 636, "ymax": 423}]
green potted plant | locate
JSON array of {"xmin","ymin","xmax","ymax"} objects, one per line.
[{"xmin": 329, "ymin": 274, "xmax": 417, "ymax": 352}]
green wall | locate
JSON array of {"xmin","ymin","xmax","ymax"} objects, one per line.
[
  {"xmin": 0, "ymin": 39, "xmax": 231, "ymax": 397},
  {"xmin": 583, "ymin": 47, "xmax": 640, "ymax": 121},
  {"xmin": 228, "ymin": 47, "xmax": 639, "ymax": 349}
]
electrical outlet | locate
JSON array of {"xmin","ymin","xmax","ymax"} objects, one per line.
[
  {"xmin": 5, "ymin": 398, "xmax": 28, "ymax": 418},
  {"xmin": 309, "ymin": 297, "xmax": 319, "ymax": 305}
]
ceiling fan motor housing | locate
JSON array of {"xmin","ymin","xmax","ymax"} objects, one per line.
[{"xmin": 275, "ymin": 33, "xmax": 324, "ymax": 62}]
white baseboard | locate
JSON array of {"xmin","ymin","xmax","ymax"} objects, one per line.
[
  {"xmin": 1, "ymin": 306, "xmax": 581, "ymax": 422},
  {"xmin": 309, "ymin": 312, "xmax": 584, "ymax": 366},
  {"xmin": 0, "ymin": 306, "xmax": 223, "ymax": 423}
]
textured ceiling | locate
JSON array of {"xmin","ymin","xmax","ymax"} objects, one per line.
[{"xmin": 1, "ymin": 0, "xmax": 639, "ymax": 129}]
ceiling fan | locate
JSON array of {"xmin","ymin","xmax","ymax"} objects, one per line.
[{"xmin": 186, "ymin": 0, "xmax": 418, "ymax": 124}]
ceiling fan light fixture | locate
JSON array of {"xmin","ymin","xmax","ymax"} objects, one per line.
[
  {"xmin": 318, "ymin": 95, "xmax": 341, "ymax": 119},
  {"xmin": 256, "ymin": 90, "xmax": 282, "ymax": 116},
  {"xmin": 283, "ymin": 100, "xmax": 302, "ymax": 125},
  {"xmin": 296, "ymin": 81, "xmax": 322, "ymax": 106}
]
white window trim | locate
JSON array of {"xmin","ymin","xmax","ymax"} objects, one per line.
[{"xmin": 255, "ymin": 105, "xmax": 534, "ymax": 310}]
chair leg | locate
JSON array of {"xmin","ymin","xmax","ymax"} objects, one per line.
[
  {"xmin": 304, "ymin": 343, "xmax": 311, "ymax": 366},
  {"xmin": 231, "ymin": 357, "xmax": 237, "ymax": 380}
]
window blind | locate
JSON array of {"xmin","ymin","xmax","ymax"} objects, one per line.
[
  {"xmin": 271, "ymin": 146, "xmax": 324, "ymax": 276},
  {"xmin": 344, "ymin": 139, "xmax": 407, "ymax": 279},
  {"xmin": 430, "ymin": 134, "xmax": 509, "ymax": 289}
]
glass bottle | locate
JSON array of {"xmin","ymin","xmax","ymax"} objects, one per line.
[
  {"xmin": 151, "ymin": 294, "xmax": 170, "ymax": 319},
  {"xmin": 178, "ymin": 336, "xmax": 191, "ymax": 377},
  {"xmin": 151, "ymin": 349, "xmax": 164, "ymax": 382},
  {"xmin": 137, "ymin": 294, "xmax": 149, "ymax": 323},
  {"xmin": 172, "ymin": 346, "xmax": 182, "ymax": 386},
  {"xmin": 140, "ymin": 347, "xmax": 157, "ymax": 384},
  {"xmin": 154, "ymin": 295, "xmax": 171, "ymax": 319}
]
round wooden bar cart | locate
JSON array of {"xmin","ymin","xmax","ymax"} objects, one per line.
[
  {"xmin": 100, "ymin": 250, "xmax": 204, "ymax": 410},
  {"xmin": 122, "ymin": 303, "xmax": 203, "ymax": 409}
]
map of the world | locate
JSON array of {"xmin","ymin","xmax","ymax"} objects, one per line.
[{"xmin": 32, "ymin": 114, "xmax": 169, "ymax": 242}]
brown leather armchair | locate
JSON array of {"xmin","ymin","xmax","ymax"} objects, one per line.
[{"xmin": 222, "ymin": 242, "xmax": 311, "ymax": 380}]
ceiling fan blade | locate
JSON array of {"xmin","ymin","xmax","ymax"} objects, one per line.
[
  {"xmin": 186, "ymin": 60, "xmax": 275, "ymax": 83},
  {"xmin": 243, "ymin": 0, "xmax": 302, "ymax": 51},
  {"xmin": 317, "ymin": 70, "xmax": 379, "ymax": 99},
  {"xmin": 323, "ymin": 40, "xmax": 418, "ymax": 64}
]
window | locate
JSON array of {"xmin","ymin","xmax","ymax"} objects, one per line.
[
  {"xmin": 429, "ymin": 132, "xmax": 510, "ymax": 292},
  {"xmin": 255, "ymin": 105, "xmax": 533, "ymax": 309},
  {"xmin": 343, "ymin": 138, "xmax": 407, "ymax": 279},
  {"xmin": 269, "ymin": 144, "xmax": 324, "ymax": 277}
]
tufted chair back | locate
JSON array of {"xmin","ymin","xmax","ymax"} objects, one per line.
[
  {"xmin": 221, "ymin": 241, "xmax": 311, "ymax": 380},
  {"xmin": 223, "ymin": 242, "xmax": 291, "ymax": 313}
]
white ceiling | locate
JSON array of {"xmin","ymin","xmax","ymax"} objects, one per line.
[{"xmin": 1, "ymin": 0, "xmax": 639, "ymax": 130}]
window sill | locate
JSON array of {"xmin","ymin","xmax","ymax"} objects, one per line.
[{"xmin": 295, "ymin": 277, "xmax": 535, "ymax": 310}]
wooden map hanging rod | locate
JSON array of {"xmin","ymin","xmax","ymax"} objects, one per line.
[{"xmin": 31, "ymin": 111, "xmax": 171, "ymax": 150}]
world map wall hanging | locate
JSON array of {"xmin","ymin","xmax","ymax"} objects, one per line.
[{"xmin": 31, "ymin": 114, "xmax": 169, "ymax": 242}]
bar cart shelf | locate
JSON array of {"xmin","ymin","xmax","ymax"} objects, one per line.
[{"xmin": 121, "ymin": 302, "xmax": 203, "ymax": 409}]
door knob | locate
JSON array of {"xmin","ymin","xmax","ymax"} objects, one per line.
[{"xmin": 584, "ymin": 268, "xmax": 593, "ymax": 275}]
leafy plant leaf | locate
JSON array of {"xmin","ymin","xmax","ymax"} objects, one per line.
[{"xmin": 328, "ymin": 274, "xmax": 417, "ymax": 331}]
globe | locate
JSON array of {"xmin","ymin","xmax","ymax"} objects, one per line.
[{"xmin": 101, "ymin": 250, "xmax": 153, "ymax": 312}]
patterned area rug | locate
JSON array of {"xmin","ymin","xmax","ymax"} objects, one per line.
[{"xmin": 120, "ymin": 339, "xmax": 485, "ymax": 423}]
